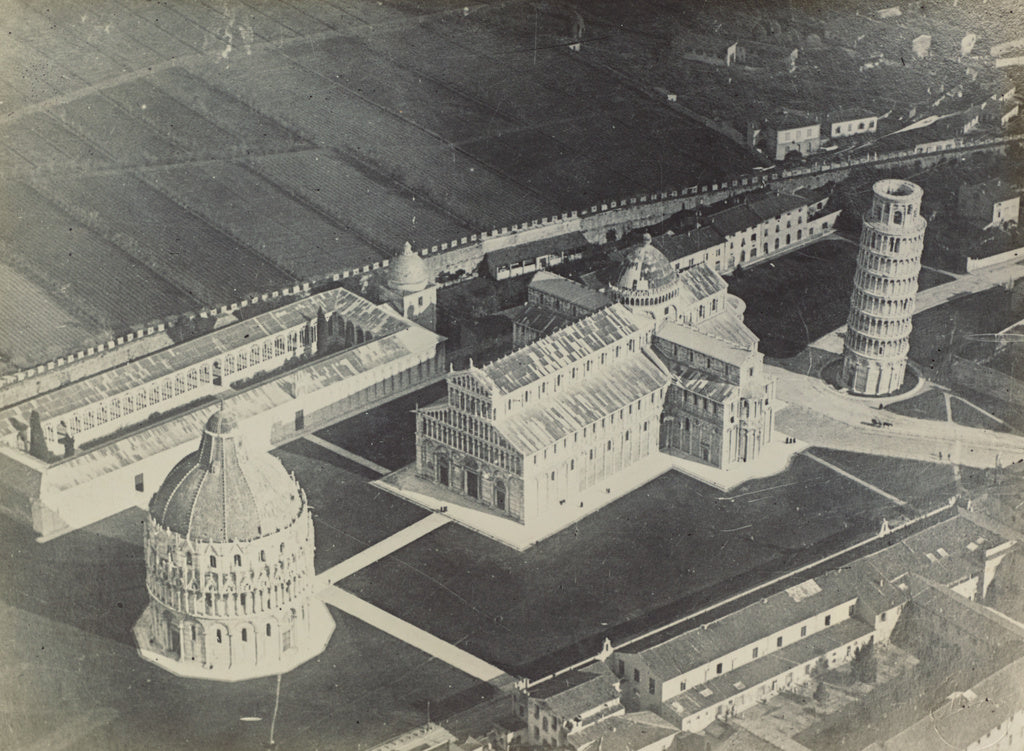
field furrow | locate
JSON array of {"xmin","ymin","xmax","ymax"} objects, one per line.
[
  {"xmin": 253, "ymin": 150, "xmax": 468, "ymax": 252},
  {"xmin": 145, "ymin": 161, "xmax": 384, "ymax": 276},
  {"xmin": 54, "ymin": 93, "xmax": 185, "ymax": 165},
  {"xmin": 35, "ymin": 172, "xmax": 294, "ymax": 304}
]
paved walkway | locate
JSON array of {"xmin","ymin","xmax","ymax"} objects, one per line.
[
  {"xmin": 805, "ymin": 452, "xmax": 907, "ymax": 507},
  {"xmin": 317, "ymin": 586, "xmax": 512, "ymax": 687},
  {"xmin": 304, "ymin": 434, "xmax": 391, "ymax": 476},
  {"xmin": 314, "ymin": 513, "xmax": 450, "ymax": 587}
]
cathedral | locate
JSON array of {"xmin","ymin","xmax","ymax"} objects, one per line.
[
  {"xmin": 414, "ymin": 235, "xmax": 775, "ymax": 527},
  {"xmin": 134, "ymin": 409, "xmax": 334, "ymax": 680}
]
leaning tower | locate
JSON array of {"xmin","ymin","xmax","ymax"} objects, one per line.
[{"xmin": 841, "ymin": 179, "xmax": 926, "ymax": 396}]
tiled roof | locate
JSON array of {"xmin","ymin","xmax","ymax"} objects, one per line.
[
  {"xmin": 511, "ymin": 306, "xmax": 577, "ymax": 340},
  {"xmin": 677, "ymin": 264, "xmax": 727, "ymax": 306},
  {"xmin": 655, "ymin": 318, "xmax": 757, "ymax": 368},
  {"xmin": 708, "ymin": 205, "xmax": 761, "ymax": 237},
  {"xmin": 569, "ymin": 711, "xmax": 677, "ymax": 751},
  {"xmin": 909, "ymin": 575, "xmax": 1024, "ymax": 642},
  {"xmin": 528, "ymin": 271, "xmax": 611, "ymax": 312},
  {"xmin": 495, "ymin": 350, "xmax": 670, "ymax": 454},
  {"xmin": 673, "ymin": 369, "xmax": 738, "ymax": 403},
  {"xmin": 613, "ymin": 237, "xmax": 678, "ymax": 292},
  {"xmin": 625, "ymin": 566, "xmax": 895, "ymax": 682},
  {"xmin": 747, "ymin": 192, "xmax": 809, "ymax": 220},
  {"xmin": 765, "ymin": 112, "xmax": 820, "ymax": 131},
  {"xmin": 0, "ymin": 287, "xmax": 407, "ymax": 434},
  {"xmin": 873, "ymin": 656, "xmax": 1024, "ymax": 751},
  {"xmin": 485, "ymin": 231, "xmax": 590, "ymax": 269},
  {"xmin": 532, "ymin": 663, "xmax": 619, "ymax": 719},
  {"xmin": 482, "ymin": 305, "xmax": 650, "ymax": 394},
  {"xmin": 692, "ymin": 308, "xmax": 761, "ymax": 351},
  {"xmin": 666, "ymin": 618, "xmax": 873, "ymax": 716},
  {"xmin": 828, "ymin": 107, "xmax": 877, "ymax": 123},
  {"xmin": 653, "ymin": 226, "xmax": 725, "ymax": 262},
  {"xmin": 37, "ymin": 327, "xmax": 443, "ymax": 494}
]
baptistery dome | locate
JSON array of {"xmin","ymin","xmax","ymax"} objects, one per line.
[
  {"xmin": 149, "ymin": 411, "xmax": 302, "ymax": 543},
  {"xmin": 134, "ymin": 408, "xmax": 334, "ymax": 681}
]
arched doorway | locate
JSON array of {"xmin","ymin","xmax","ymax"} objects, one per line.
[
  {"xmin": 437, "ymin": 453, "xmax": 449, "ymax": 487},
  {"xmin": 494, "ymin": 479, "xmax": 506, "ymax": 511}
]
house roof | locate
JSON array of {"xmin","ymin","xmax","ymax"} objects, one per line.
[
  {"xmin": 764, "ymin": 112, "xmax": 820, "ymax": 131},
  {"xmin": 622, "ymin": 565, "xmax": 902, "ymax": 682},
  {"xmin": 510, "ymin": 305, "xmax": 577, "ymax": 341},
  {"xmin": 872, "ymin": 656, "xmax": 1024, "ymax": 751},
  {"xmin": 528, "ymin": 271, "xmax": 611, "ymax": 312},
  {"xmin": 571, "ymin": 712, "xmax": 678, "ymax": 751},
  {"xmin": 482, "ymin": 305, "xmax": 651, "ymax": 394},
  {"xmin": 672, "ymin": 369, "xmax": 737, "ymax": 403},
  {"xmin": 653, "ymin": 226, "xmax": 725, "ymax": 262},
  {"xmin": 747, "ymin": 192, "xmax": 809, "ymax": 220},
  {"xmin": 485, "ymin": 231, "xmax": 590, "ymax": 270},
  {"xmin": 828, "ymin": 107, "xmax": 877, "ymax": 123},
  {"xmin": 0, "ymin": 286, "xmax": 407, "ymax": 435},
  {"xmin": 532, "ymin": 663, "xmax": 619, "ymax": 719},
  {"xmin": 708, "ymin": 205, "xmax": 761, "ymax": 238},
  {"xmin": 494, "ymin": 349, "xmax": 670, "ymax": 454}
]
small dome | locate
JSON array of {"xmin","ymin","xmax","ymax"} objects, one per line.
[
  {"xmin": 613, "ymin": 234, "xmax": 677, "ymax": 293},
  {"xmin": 149, "ymin": 409, "xmax": 303, "ymax": 542},
  {"xmin": 388, "ymin": 241, "xmax": 429, "ymax": 293}
]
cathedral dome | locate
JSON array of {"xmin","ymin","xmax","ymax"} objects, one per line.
[
  {"xmin": 387, "ymin": 241, "xmax": 429, "ymax": 293},
  {"xmin": 613, "ymin": 234, "xmax": 677, "ymax": 293},
  {"xmin": 148, "ymin": 409, "xmax": 303, "ymax": 543}
]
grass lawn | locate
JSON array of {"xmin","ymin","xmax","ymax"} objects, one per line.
[
  {"xmin": 949, "ymin": 395, "xmax": 1015, "ymax": 433},
  {"xmin": 273, "ymin": 440, "xmax": 429, "ymax": 574},
  {"xmin": 312, "ymin": 382, "xmax": 447, "ymax": 472},
  {"xmin": 808, "ymin": 449, "xmax": 957, "ymax": 513},
  {"xmin": 728, "ymin": 240, "xmax": 859, "ymax": 358},
  {"xmin": 343, "ymin": 454, "xmax": 902, "ymax": 677},
  {"xmin": 884, "ymin": 389, "xmax": 948, "ymax": 421}
]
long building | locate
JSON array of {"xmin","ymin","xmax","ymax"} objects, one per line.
[
  {"xmin": 416, "ymin": 236, "xmax": 776, "ymax": 528},
  {"xmin": 0, "ymin": 260, "xmax": 446, "ymax": 539}
]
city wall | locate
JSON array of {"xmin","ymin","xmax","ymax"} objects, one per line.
[{"xmin": 3, "ymin": 134, "xmax": 1019, "ymax": 394}]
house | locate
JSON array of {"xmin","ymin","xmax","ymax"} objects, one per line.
[
  {"xmin": 570, "ymin": 712, "xmax": 678, "ymax": 751},
  {"xmin": 485, "ymin": 232, "xmax": 592, "ymax": 281},
  {"xmin": 672, "ymin": 32, "xmax": 737, "ymax": 67},
  {"xmin": 828, "ymin": 108, "xmax": 879, "ymax": 138},
  {"xmin": 735, "ymin": 42, "xmax": 799, "ymax": 73},
  {"xmin": 761, "ymin": 113, "xmax": 821, "ymax": 161},
  {"xmin": 511, "ymin": 271, "xmax": 610, "ymax": 348},
  {"xmin": 981, "ymin": 98, "xmax": 1020, "ymax": 128},
  {"xmin": 514, "ymin": 663, "xmax": 624, "ymax": 747},
  {"xmin": 958, "ymin": 178, "xmax": 1020, "ymax": 228}
]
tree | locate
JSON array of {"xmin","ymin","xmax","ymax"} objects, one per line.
[
  {"xmin": 851, "ymin": 640, "xmax": 878, "ymax": 683},
  {"xmin": 29, "ymin": 410, "xmax": 51, "ymax": 462},
  {"xmin": 813, "ymin": 681, "xmax": 828, "ymax": 703}
]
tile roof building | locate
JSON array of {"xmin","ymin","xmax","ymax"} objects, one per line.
[
  {"xmin": 513, "ymin": 662, "xmax": 625, "ymax": 747},
  {"xmin": 958, "ymin": 178, "xmax": 1020, "ymax": 229},
  {"xmin": 611, "ymin": 512, "xmax": 1016, "ymax": 735},
  {"xmin": 0, "ymin": 285, "xmax": 446, "ymax": 538}
]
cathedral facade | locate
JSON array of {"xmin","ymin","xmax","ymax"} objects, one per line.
[
  {"xmin": 134, "ymin": 410, "xmax": 334, "ymax": 680},
  {"xmin": 416, "ymin": 236, "xmax": 776, "ymax": 525}
]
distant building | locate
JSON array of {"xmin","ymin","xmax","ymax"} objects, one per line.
[
  {"xmin": 512, "ymin": 271, "xmax": 610, "ymax": 348},
  {"xmin": 485, "ymin": 232, "xmax": 591, "ymax": 281},
  {"xmin": 912, "ymin": 34, "xmax": 932, "ymax": 58},
  {"xmin": 841, "ymin": 179, "xmax": 926, "ymax": 396},
  {"xmin": 958, "ymin": 178, "xmax": 1021, "ymax": 228},
  {"xmin": 133, "ymin": 410, "xmax": 335, "ymax": 680},
  {"xmin": 980, "ymin": 98, "xmax": 1020, "ymax": 128},
  {"xmin": 761, "ymin": 113, "xmax": 822, "ymax": 161},
  {"xmin": 735, "ymin": 42, "xmax": 799, "ymax": 73},
  {"xmin": 828, "ymin": 108, "xmax": 879, "ymax": 138},
  {"xmin": 370, "ymin": 241, "xmax": 438, "ymax": 331},
  {"xmin": 657, "ymin": 191, "xmax": 840, "ymax": 274},
  {"xmin": 672, "ymin": 32, "xmax": 737, "ymax": 67}
]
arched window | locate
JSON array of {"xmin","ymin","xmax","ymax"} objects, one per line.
[
  {"xmin": 260, "ymin": 550, "xmax": 266, "ymax": 562},
  {"xmin": 241, "ymin": 628, "xmax": 248, "ymax": 642},
  {"xmin": 233, "ymin": 554, "xmax": 242, "ymax": 566},
  {"xmin": 216, "ymin": 629, "xmax": 222, "ymax": 643},
  {"xmin": 209, "ymin": 555, "xmax": 217, "ymax": 568},
  {"xmin": 266, "ymin": 624, "xmax": 272, "ymax": 637},
  {"xmin": 186, "ymin": 552, "xmax": 193, "ymax": 566}
]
